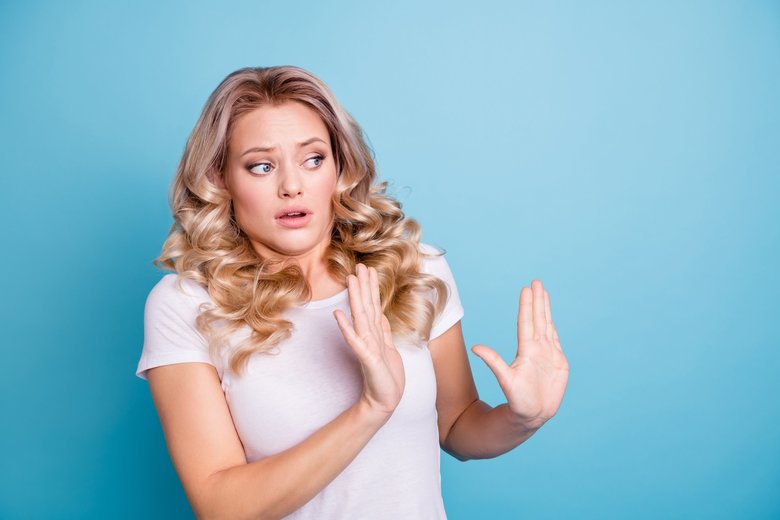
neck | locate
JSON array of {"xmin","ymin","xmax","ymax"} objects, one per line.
[{"xmin": 250, "ymin": 237, "xmax": 346, "ymax": 300}]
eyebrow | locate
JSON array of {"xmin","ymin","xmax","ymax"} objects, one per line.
[{"xmin": 240, "ymin": 137, "xmax": 327, "ymax": 157}]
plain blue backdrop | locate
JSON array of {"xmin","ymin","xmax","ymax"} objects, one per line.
[{"xmin": 1, "ymin": 1, "xmax": 778, "ymax": 518}]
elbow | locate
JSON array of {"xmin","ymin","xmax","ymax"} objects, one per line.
[
  {"xmin": 192, "ymin": 472, "xmax": 226, "ymax": 520},
  {"xmin": 195, "ymin": 502, "xmax": 276, "ymax": 520},
  {"xmin": 194, "ymin": 470, "xmax": 276, "ymax": 520},
  {"xmin": 451, "ymin": 452, "xmax": 472, "ymax": 463},
  {"xmin": 191, "ymin": 496, "xmax": 228, "ymax": 520},
  {"xmin": 440, "ymin": 439, "xmax": 472, "ymax": 463}
]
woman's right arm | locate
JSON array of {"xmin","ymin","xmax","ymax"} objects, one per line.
[
  {"xmin": 147, "ymin": 263, "xmax": 403, "ymax": 520},
  {"xmin": 147, "ymin": 362, "xmax": 391, "ymax": 520}
]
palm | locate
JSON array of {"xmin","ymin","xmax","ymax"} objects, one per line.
[
  {"xmin": 333, "ymin": 263, "xmax": 406, "ymax": 417},
  {"xmin": 472, "ymin": 280, "xmax": 569, "ymax": 429}
]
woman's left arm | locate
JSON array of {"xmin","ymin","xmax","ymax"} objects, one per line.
[{"xmin": 429, "ymin": 280, "xmax": 569, "ymax": 461}]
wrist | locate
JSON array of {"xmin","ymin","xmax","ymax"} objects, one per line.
[
  {"xmin": 355, "ymin": 396, "xmax": 394, "ymax": 428},
  {"xmin": 504, "ymin": 404, "xmax": 546, "ymax": 432}
]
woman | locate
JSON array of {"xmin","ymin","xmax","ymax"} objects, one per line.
[{"xmin": 136, "ymin": 65, "xmax": 569, "ymax": 519}]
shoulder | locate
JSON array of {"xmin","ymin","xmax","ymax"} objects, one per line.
[
  {"xmin": 148, "ymin": 273, "xmax": 209, "ymax": 300},
  {"xmin": 418, "ymin": 242, "xmax": 454, "ymax": 278},
  {"xmin": 417, "ymin": 242, "xmax": 464, "ymax": 339},
  {"xmin": 138, "ymin": 274, "xmax": 218, "ymax": 381},
  {"xmin": 418, "ymin": 241, "xmax": 444, "ymax": 256},
  {"xmin": 145, "ymin": 273, "xmax": 211, "ymax": 316}
]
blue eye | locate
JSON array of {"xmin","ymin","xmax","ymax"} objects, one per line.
[
  {"xmin": 248, "ymin": 162, "xmax": 273, "ymax": 175},
  {"xmin": 306, "ymin": 155, "xmax": 324, "ymax": 168}
]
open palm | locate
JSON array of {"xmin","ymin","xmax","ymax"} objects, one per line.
[{"xmin": 472, "ymin": 280, "xmax": 569, "ymax": 430}]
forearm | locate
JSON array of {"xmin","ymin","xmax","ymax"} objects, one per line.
[
  {"xmin": 202, "ymin": 400, "xmax": 389, "ymax": 520},
  {"xmin": 442, "ymin": 400, "xmax": 541, "ymax": 461}
]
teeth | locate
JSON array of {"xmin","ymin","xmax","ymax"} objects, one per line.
[{"xmin": 285, "ymin": 212, "xmax": 304, "ymax": 217}]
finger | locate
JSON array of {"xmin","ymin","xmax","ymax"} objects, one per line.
[
  {"xmin": 471, "ymin": 344, "xmax": 509, "ymax": 388},
  {"xmin": 532, "ymin": 280, "xmax": 547, "ymax": 340},
  {"xmin": 518, "ymin": 286, "xmax": 534, "ymax": 346},
  {"xmin": 551, "ymin": 321, "xmax": 563, "ymax": 351},
  {"xmin": 544, "ymin": 289, "xmax": 554, "ymax": 342},
  {"xmin": 347, "ymin": 274, "xmax": 369, "ymax": 338},
  {"xmin": 369, "ymin": 266, "xmax": 383, "ymax": 327},
  {"xmin": 333, "ymin": 309, "xmax": 366, "ymax": 357},
  {"xmin": 356, "ymin": 264, "xmax": 375, "ymax": 325},
  {"xmin": 380, "ymin": 314, "xmax": 395, "ymax": 349}
]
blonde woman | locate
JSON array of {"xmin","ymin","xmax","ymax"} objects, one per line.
[{"xmin": 136, "ymin": 66, "xmax": 569, "ymax": 519}]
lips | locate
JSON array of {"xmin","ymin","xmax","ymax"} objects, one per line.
[
  {"xmin": 275, "ymin": 205, "xmax": 314, "ymax": 229},
  {"xmin": 274, "ymin": 206, "xmax": 313, "ymax": 219}
]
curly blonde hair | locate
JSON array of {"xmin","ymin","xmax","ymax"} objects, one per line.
[{"xmin": 156, "ymin": 66, "xmax": 448, "ymax": 377}]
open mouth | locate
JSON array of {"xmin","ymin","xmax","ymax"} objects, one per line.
[
  {"xmin": 275, "ymin": 206, "xmax": 312, "ymax": 227},
  {"xmin": 279, "ymin": 212, "xmax": 307, "ymax": 220}
]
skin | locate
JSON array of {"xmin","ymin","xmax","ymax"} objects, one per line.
[
  {"xmin": 215, "ymin": 100, "xmax": 346, "ymax": 300},
  {"xmin": 143, "ymin": 100, "xmax": 570, "ymax": 518},
  {"xmin": 429, "ymin": 281, "xmax": 570, "ymax": 461},
  {"xmin": 216, "ymin": 100, "xmax": 569, "ymax": 457}
]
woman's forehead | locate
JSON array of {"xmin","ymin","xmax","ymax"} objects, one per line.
[{"xmin": 229, "ymin": 102, "xmax": 330, "ymax": 150}]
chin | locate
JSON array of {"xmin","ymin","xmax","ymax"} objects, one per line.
[{"xmin": 251, "ymin": 237, "xmax": 323, "ymax": 259}]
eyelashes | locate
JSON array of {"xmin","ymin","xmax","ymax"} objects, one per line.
[
  {"xmin": 247, "ymin": 154, "xmax": 327, "ymax": 176},
  {"xmin": 249, "ymin": 162, "xmax": 273, "ymax": 174},
  {"xmin": 306, "ymin": 155, "xmax": 324, "ymax": 168}
]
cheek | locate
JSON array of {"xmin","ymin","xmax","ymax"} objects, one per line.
[
  {"xmin": 231, "ymin": 185, "xmax": 274, "ymax": 222},
  {"xmin": 313, "ymin": 173, "xmax": 339, "ymax": 206}
]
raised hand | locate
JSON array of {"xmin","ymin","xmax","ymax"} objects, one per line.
[
  {"xmin": 333, "ymin": 263, "xmax": 405, "ymax": 419},
  {"xmin": 471, "ymin": 280, "xmax": 569, "ymax": 430}
]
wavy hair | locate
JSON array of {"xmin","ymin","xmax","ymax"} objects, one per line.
[{"xmin": 156, "ymin": 66, "xmax": 448, "ymax": 377}]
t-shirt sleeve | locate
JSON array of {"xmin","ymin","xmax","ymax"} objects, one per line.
[
  {"xmin": 420, "ymin": 243, "xmax": 465, "ymax": 341},
  {"xmin": 135, "ymin": 274, "xmax": 217, "ymax": 381}
]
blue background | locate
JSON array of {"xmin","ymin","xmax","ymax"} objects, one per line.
[{"xmin": 1, "ymin": 1, "xmax": 778, "ymax": 518}]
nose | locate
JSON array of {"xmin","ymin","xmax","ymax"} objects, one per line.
[{"xmin": 278, "ymin": 162, "xmax": 303, "ymax": 198}]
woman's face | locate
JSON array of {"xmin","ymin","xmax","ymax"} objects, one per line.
[{"xmin": 221, "ymin": 101, "xmax": 339, "ymax": 261}]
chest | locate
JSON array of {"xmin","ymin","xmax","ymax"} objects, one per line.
[{"xmin": 221, "ymin": 310, "xmax": 439, "ymax": 462}]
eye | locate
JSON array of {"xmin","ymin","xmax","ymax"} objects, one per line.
[
  {"xmin": 248, "ymin": 162, "xmax": 273, "ymax": 175},
  {"xmin": 305, "ymin": 154, "xmax": 325, "ymax": 169}
]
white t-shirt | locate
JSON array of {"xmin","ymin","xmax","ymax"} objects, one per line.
[{"xmin": 136, "ymin": 242, "xmax": 465, "ymax": 519}]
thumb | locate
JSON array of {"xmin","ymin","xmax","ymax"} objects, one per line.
[
  {"xmin": 333, "ymin": 309, "xmax": 366, "ymax": 359},
  {"xmin": 471, "ymin": 344, "xmax": 508, "ymax": 386}
]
